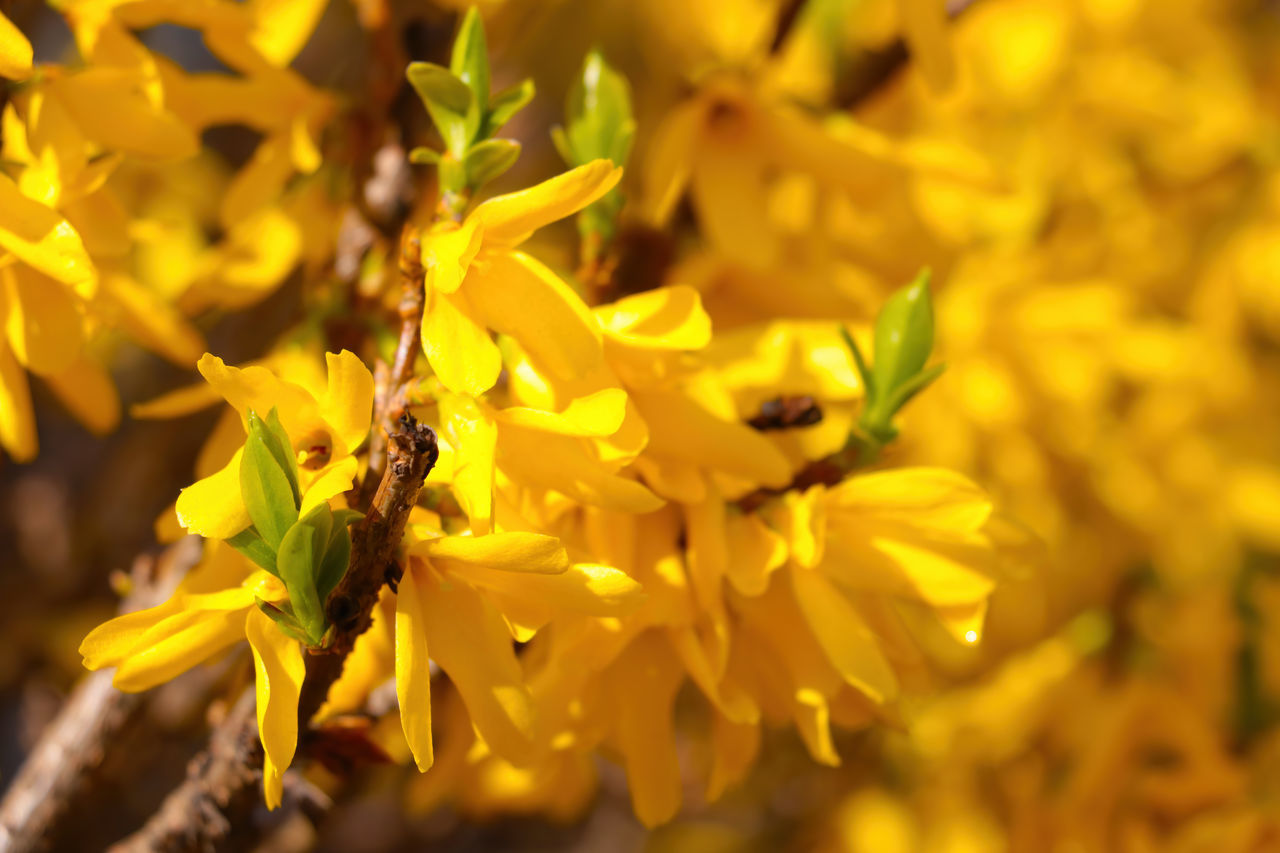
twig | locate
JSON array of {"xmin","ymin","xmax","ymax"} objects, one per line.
[
  {"xmin": 0, "ymin": 539, "xmax": 202, "ymax": 853},
  {"xmin": 111, "ymin": 415, "xmax": 438, "ymax": 853},
  {"xmin": 355, "ymin": 227, "xmax": 426, "ymax": 511}
]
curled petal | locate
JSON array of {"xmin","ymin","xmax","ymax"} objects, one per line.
[
  {"xmin": 176, "ymin": 448, "xmax": 251, "ymax": 540},
  {"xmin": 395, "ymin": 567, "xmax": 434, "ymax": 772},
  {"xmin": 422, "ymin": 219, "xmax": 482, "ymax": 295},
  {"xmin": 420, "ymin": 569, "xmax": 536, "ymax": 764},
  {"xmin": 113, "ymin": 606, "xmax": 249, "ymax": 692},
  {"xmin": 417, "ymin": 531, "xmax": 570, "ymax": 575},
  {"xmin": 596, "ymin": 286, "xmax": 711, "ymax": 351},
  {"xmin": 467, "ymin": 251, "xmax": 602, "ymax": 382},
  {"xmin": 470, "ymin": 160, "xmax": 622, "ymax": 247},
  {"xmin": 321, "ymin": 350, "xmax": 374, "ymax": 454},
  {"xmin": 493, "ymin": 388, "xmax": 627, "ymax": 437},
  {"xmin": 246, "ymin": 607, "xmax": 305, "ymax": 810},
  {"xmin": 0, "ymin": 12, "xmax": 33, "ymax": 79},
  {"xmin": 0, "ymin": 335, "xmax": 36, "ymax": 461},
  {"xmin": 422, "ymin": 287, "xmax": 502, "ymax": 396}
]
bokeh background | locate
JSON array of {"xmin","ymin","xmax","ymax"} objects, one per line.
[{"xmin": 2, "ymin": 0, "xmax": 1280, "ymax": 850}]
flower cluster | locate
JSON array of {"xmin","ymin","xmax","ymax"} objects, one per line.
[
  {"xmin": 69, "ymin": 3, "xmax": 1018, "ymax": 825},
  {"xmin": 9, "ymin": 0, "xmax": 1267, "ymax": 845}
]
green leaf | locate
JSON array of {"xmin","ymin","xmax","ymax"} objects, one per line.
[
  {"xmin": 277, "ymin": 518, "xmax": 325, "ymax": 645},
  {"xmin": 408, "ymin": 147, "xmax": 441, "ymax": 165},
  {"xmin": 406, "ymin": 62, "xmax": 477, "ymax": 158},
  {"xmin": 239, "ymin": 432, "xmax": 299, "ymax": 550},
  {"xmin": 882, "ymin": 362, "xmax": 946, "ymax": 415},
  {"xmin": 465, "ymin": 138, "xmax": 520, "ymax": 189},
  {"xmin": 438, "ymin": 152, "xmax": 467, "ymax": 198},
  {"xmin": 550, "ymin": 125, "xmax": 572, "ymax": 165},
  {"xmin": 871, "ymin": 269, "xmax": 934, "ymax": 399},
  {"xmin": 256, "ymin": 407, "xmax": 300, "ymax": 508},
  {"xmin": 300, "ymin": 503, "xmax": 333, "ymax": 573},
  {"xmin": 227, "ymin": 526, "xmax": 277, "ymax": 575},
  {"xmin": 255, "ymin": 597, "xmax": 309, "ymax": 644},
  {"xmin": 564, "ymin": 48, "xmax": 633, "ymax": 166},
  {"xmin": 331, "ymin": 508, "xmax": 364, "ymax": 528},
  {"xmin": 484, "ymin": 78, "xmax": 534, "ymax": 137},
  {"xmin": 450, "ymin": 6, "xmax": 489, "ymax": 108},
  {"xmin": 316, "ymin": 520, "xmax": 353, "ymax": 606}
]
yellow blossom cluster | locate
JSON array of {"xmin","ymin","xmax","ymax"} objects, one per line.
[{"xmin": 0, "ymin": 0, "xmax": 1261, "ymax": 845}]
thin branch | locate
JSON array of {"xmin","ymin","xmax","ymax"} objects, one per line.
[
  {"xmin": 110, "ymin": 415, "xmax": 438, "ymax": 853},
  {"xmin": 356, "ymin": 227, "xmax": 426, "ymax": 511},
  {"xmin": 0, "ymin": 539, "xmax": 202, "ymax": 853}
]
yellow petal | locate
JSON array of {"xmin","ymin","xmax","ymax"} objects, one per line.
[
  {"xmin": 2, "ymin": 267, "xmax": 82, "ymax": 375},
  {"xmin": 639, "ymin": 99, "xmax": 700, "ymax": 225},
  {"xmin": 196, "ymin": 352, "xmax": 319, "ymax": 437},
  {"xmin": 793, "ymin": 688, "xmax": 839, "ymax": 766},
  {"xmin": 897, "ymin": 0, "xmax": 956, "ymax": 92},
  {"xmin": 418, "ymin": 531, "xmax": 570, "ymax": 575},
  {"xmin": 422, "ymin": 286, "xmax": 501, "ymax": 396},
  {"xmin": 707, "ymin": 713, "xmax": 759, "ymax": 802},
  {"xmin": 441, "ymin": 394, "xmax": 497, "ymax": 535},
  {"xmin": 422, "ymin": 219, "xmax": 482, "ymax": 295},
  {"xmin": 467, "ymin": 251, "xmax": 602, "ymax": 382},
  {"xmin": 595, "ymin": 285, "xmax": 712, "ymax": 351},
  {"xmin": 0, "ymin": 173, "xmax": 95, "ymax": 288},
  {"xmin": 101, "ymin": 273, "xmax": 204, "ymax": 366},
  {"xmin": 247, "ymin": 0, "xmax": 327, "ymax": 66},
  {"xmin": 631, "ymin": 388, "xmax": 792, "ymax": 488},
  {"xmin": 828, "ymin": 468, "xmax": 993, "ymax": 532},
  {"xmin": 113, "ymin": 607, "xmax": 249, "ymax": 692},
  {"xmin": 321, "ymin": 350, "xmax": 374, "ymax": 454},
  {"xmin": 791, "ymin": 568, "xmax": 898, "ymax": 705},
  {"xmin": 80, "ymin": 599, "xmax": 184, "ymax": 670},
  {"xmin": 823, "ymin": 519, "xmax": 997, "ymax": 607},
  {"xmin": 470, "ymin": 160, "xmax": 622, "ymax": 247},
  {"xmin": 604, "ymin": 632, "xmax": 685, "ymax": 827},
  {"xmin": 464, "ymin": 562, "xmax": 644, "ymax": 617},
  {"xmin": 493, "ymin": 388, "xmax": 626, "ymax": 437},
  {"xmin": 176, "ymin": 448, "xmax": 252, "ymax": 539},
  {"xmin": 47, "ymin": 68, "xmax": 199, "ymax": 161},
  {"xmin": 724, "ymin": 512, "xmax": 788, "ymax": 597},
  {"xmin": 420, "ymin": 569, "xmax": 536, "ymax": 764},
  {"xmin": 496, "ymin": 425, "xmax": 664, "ymax": 514},
  {"xmin": 246, "ymin": 607, "xmax": 305, "ymax": 809},
  {"xmin": 395, "ymin": 566, "xmax": 434, "ymax": 772},
  {"xmin": 299, "ymin": 455, "xmax": 359, "ymax": 514},
  {"xmin": 0, "ymin": 333, "xmax": 36, "ymax": 461},
  {"xmin": 0, "ymin": 12, "xmax": 33, "ymax": 80},
  {"xmin": 131, "ymin": 379, "xmax": 224, "ymax": 419},
  {"xmin": 689, "ymin": 138, "xmax": 779, "ymax": 269},
  {"xmin": 42, "ymin": 352, "xmax": 121, "ymax": 435}
]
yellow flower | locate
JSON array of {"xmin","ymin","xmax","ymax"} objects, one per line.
[
  {"xmin": 79, "ymin": 542, "xmax": 304, "ymax": 808},
  {"xmin": 418, "ymin": 159, "xmax": 620, "ymax": 396},
  {"xmin": 394, "ymin": 524, "xmax": 642, "ymax": 772},
  {"xmin": 174, "ymin": 351, "xmax": 374, "ymax": 540},
  {"xmin": 0, "ymin": 12, "xmax": 31, "ymax": 80}
]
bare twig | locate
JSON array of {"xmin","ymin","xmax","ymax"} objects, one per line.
[
  {"xmin": 356, "ymin": 227, "xmax": 426, "ymax": 511},
  {"xmin": 111, "ymin": 415, "xmax": 437, "ymax": 853},
  {"xmin": 0, "ymin": 539, "xmax": 202, "ymax": 853}
]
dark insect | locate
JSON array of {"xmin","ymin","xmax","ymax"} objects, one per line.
[{"xmin": 747, "ymin": 396, "xmax": 824, "ymax": 431}]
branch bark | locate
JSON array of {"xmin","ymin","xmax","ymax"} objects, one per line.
[
  {"xmin": 0, "ymin": 539, "xmax": 201, "ymax": 853},
  {"xmin": 356, "ymin": 226, "xmax": 426, "ymax": 511},
  {"xmin": 109, "ymin": 415, "xmax": 438, "ymax": 853}
]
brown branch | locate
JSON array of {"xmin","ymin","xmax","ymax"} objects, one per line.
[
  {"xmin": 356, "ymin": 226, "xmax": 425, "ymax": 510},
  {"xmin": 110, "ymin": 415, "xmax": 438, "ymax": 853},
  {"xmin": 0, "ymin": 539, "xmax": 202, "ymax": 853}
]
